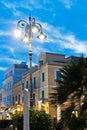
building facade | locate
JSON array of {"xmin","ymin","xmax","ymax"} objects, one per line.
[
  {"xmin": 12, "ymin": 52, "xmax": 66, "ymax": 118},
  {"xmin": 2, "ymin": 62, "xmax": 28, "ymax": 106},
  {"xmin": 2, "ymin": 52, "xmax": 80, "ymax": 119}
]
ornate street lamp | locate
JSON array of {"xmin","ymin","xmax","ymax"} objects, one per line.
[
  {"xmin": 14, "ymin": 16, "xmax": 46, "ymax": 107},
  {"xmin": 14, "ymin": 16, "xmax": 47, "ymax": 130}
]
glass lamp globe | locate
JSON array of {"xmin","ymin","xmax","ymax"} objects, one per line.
[
  {"xmin": 37, "ymin": 32, "xmax": 47, "ymax": 39},
  {"xmin": 14, "ymin": 29, "xmax": 21, "ymax": 38}
]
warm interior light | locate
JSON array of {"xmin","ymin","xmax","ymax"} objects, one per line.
[
  {"xmin": 31, "ymin": 25, "xmax": 40, "ymax": 33},
  {"xmin": 14, "ymin": 29, "xmax": 21, "ymax": 38},
  {"xmin": 22, "ymin": 36, "xmax": 29, "ymax": 42},
  {"xmin": 37, "ymin": 32, "xmax": 47, "ymax": 39}
]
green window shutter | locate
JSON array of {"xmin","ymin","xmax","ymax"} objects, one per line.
[
  {"xmin": 42, "ymin": 72, "xmax": 45, "ymax": 82},
  {"xmin": 42, "ymin": 90, "xmax": 44, "ymax": 102},
  {"xmin": 26, "ymin": 81, "xmax": 28, "ymax": 89},
  {"xmin": 22, "ymin": 83, "xmax": 24, "ymax": 90},
  {"xmin": 18, "ymin": 94, "xmax": 20, "ymax": 104},
  {"xmin": 56, "ymin": 70, "xmax": 61, "ymax": 81},
  {"xmin": 33, "ymin": 77, "xmax": 36, "ymax": 88},
  {"xmin": 33, "ymin": 93, "xmax": 35, "ymax": 105}
]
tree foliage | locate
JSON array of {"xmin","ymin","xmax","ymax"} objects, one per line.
[
  {"xmin": 30, "ymin": 109, "xmax": 53, "ymax": 130},
  {"xmin": 50, "ymin": 56, "xmax": 87, "ymax": 103},
  {"xmin": 0, "ymin": 120, "xmax": 12, "ymax": 128},
  {"xmin": 11, "ymin": 109, "xmax": 54, "ymax": 130},
  {"xmin": 10, "ymin": 111, "xmax": 23, "ymax": 130},
  {"xmin": 50, "ymin": 56, "xmax": 87, "ymax": 129}
]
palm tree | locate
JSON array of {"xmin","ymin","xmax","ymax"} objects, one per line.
[{"xmin": 50, "ymin": 56, "xmax": 87, "ymax": 129}]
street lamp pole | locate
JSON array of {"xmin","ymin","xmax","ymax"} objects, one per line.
[
  {"xmin": 29, "ymin": 39, "xmax": 33, "ymax": 107},
  {"xmin": 14, "ymin": 16, "xmax": 47, "ymax": 130},
  {"xmin": 28, "ymin": 17, "xmax": 33, "ymax": 107}
]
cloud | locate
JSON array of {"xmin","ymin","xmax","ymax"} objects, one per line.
[
  {"xmin": 0, "ymin": 0, "xmax": 37, "ymax": 14},
  {"xmin": 1, "ymin": 11, "xmax": 87, "ymax": 64},
  {"xmin": 0, "ymin": 67, "xmax": 7, "ymax": 71},
  {"xmin": 0, "ymin": 0, "xmax": 21, "ymax": 16},
  {"xmin": 0, "ymin": 57, "xmax": 22, "ymax": 64},
  {"xmin": 40, "ymin": 21, "xmax": 87, "ymax": 55},
  {"xmin": 0, "ymin": 45, "xmax": 16, "ymax": 58},
  {"xmin": 8, "ymin": 47, "xmax": 15, "ymax": 54},
  {"xmin": 0, "ymin": 30, "xmax": 11, "ymax": 36},
  {"xmin": 1, "ymin": 0, "xmax": 14, "ymax": 8},
  {"xmin": 8, "ymin": 18, "xmax": 87, "ymax": 56},
  {"xmin": 61, "ymin": 35, "xmax": 87, "ymax": 54},
  {"xmin": 33, "ymin": 46, "xmax": 48, "ymax": 55},
  {"xmin": 60, "ymin": 0, "xmax": 73, "ymax": 9},
  {"xmin": 1, "ymin": 14, "xmax": 87, "ymax": 57},
  {"xmin": 0, "ymin": 0, "xmax": 53, "ymax": 17}
]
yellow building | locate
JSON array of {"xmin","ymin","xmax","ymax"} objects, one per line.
[{"xmin": 12, "ymin": 52, "xmax": 66, "ymax": 119}]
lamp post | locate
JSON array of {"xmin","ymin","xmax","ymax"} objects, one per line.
[
  {"xmin": 15, "ymin": 16, "xmax": 46, "ymax": 107},
  {"xmin": 14, "ymin": 16, "xmax": 47, "ymax": 130}
]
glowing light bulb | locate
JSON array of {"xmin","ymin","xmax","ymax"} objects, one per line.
[
  {"xmin": 14, "ymin": 29, "xmax": 21, "ymax": 37},
  {"xmin": 22, "ymin": 36, "xmax": 29, "ymax": 42},
  {"xmin": 31, "ymin": 25, "xmax": 40, "ymax": 33},
  {"xmin": 37, "ymin": 33, "xmax": 47, "ymax": 39}
]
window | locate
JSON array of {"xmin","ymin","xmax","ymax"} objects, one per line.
[
  {"xmin": 7, "ymin": 96, "xmax": 9, "ymax": 102},
  {"xmin": 33, "ymin": 77, "xmax": 36, "ymax": 89},
  {"xmin": 22, "ymin": 83, "xmax": 24, "ymax": 90},
  {"xmin": 39, "ymin": 59, "xmax": 44, "ymax": 66},
  {"xmin": 33, "ymin": 93, "xmax": 35, "ymax": 106},
  {"xmin": 3, "ymin": 97, "xmax": 5, "ymax": 103},
  {"xmin": 42, "ymin": 72, "xmax": 45, "ymax": 82},
  {"xmin": 22, "ymin": 96, "xmax": 24, "ymax": 104},
  {"xmin": 18, "ymin": 94, "xmax": 20, "ymax": 104},
  {"xmin": 26, "ymin": 80, "xmax": 28, "ymax": 89},
  {"xmin": 16, "ymin": 96, "xmax": 17, "ymax": 101},
  {"xmin": 8, "ymin": 83, "xmax": 9, "ymax": 90},
  {"xmin": 42, "ymin": 90, "xmax": 44, "ymax": 102},
  {"xmin": 55, "ymin": 70, "xmax": 61, "ymax": 81},
  {"xmin": 9, "ymin": 81, "xmax": 12, "ymax": 89}
]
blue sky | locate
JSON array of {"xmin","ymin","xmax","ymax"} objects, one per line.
[{"xmin": 0, "ymin": 0, "xmax": 87, "ymax": 87}]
